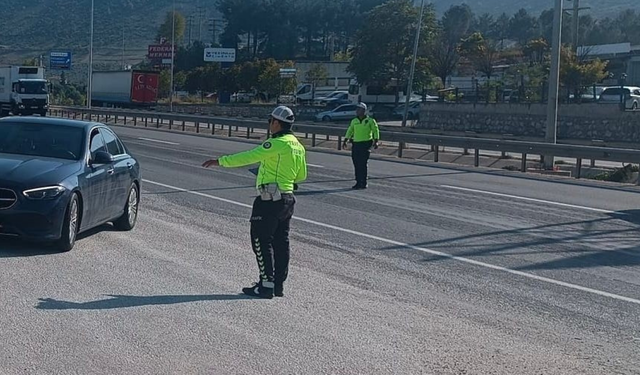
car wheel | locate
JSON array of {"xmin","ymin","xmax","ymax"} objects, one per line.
[
  {"xmin": 56, "ymin": 193, "xmax": 80, "ymax": 252},
  {"xmin": 114, "ymin": 184, "xmax": 139, "ymax": 231},
  {"xmin": 322, "ymin": 115, "xmax": 331, "ymax": 122},
  {"xmin": 633, "ymin": 102, "xmax": 638, "ymax": 111}
]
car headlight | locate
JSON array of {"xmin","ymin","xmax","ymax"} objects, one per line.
[{"xmin": 23, "ymin": 186, "xmax": 66, "ymax": 200}]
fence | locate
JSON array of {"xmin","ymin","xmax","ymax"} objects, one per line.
[{"xmin": 49, "ymin": 106, "xmax": 640, "ymax": 183}]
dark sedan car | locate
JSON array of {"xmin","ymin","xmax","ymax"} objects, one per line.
[{"xmin": 0, "ymin": 117, "xmax": 141, "ymax": 251}]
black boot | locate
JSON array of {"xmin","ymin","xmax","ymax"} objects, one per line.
[
  {"xmin": 274, "ymin": 283, "xmax": 284, "ymax": 297},
  {"xmin": 242, "ymin": 282, "xmax": 274, "ymax": 299}
]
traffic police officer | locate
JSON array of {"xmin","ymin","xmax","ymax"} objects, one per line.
[
  {"xmin": 343, "ymin": 102, "xmax": 380, "ymax": 189},
  {"xmin": 202, "ymin": 106, "xmax": 307, "ymax": 299}
]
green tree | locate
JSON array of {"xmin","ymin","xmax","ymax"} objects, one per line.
[
  {"xmin": 426, "ymin": 4, "xmax": 476, "ymax": 89},
  {"xmin": 494, "ymin": 13, "xmax": 511, "ymax": 49},
  {"xmin": 428, "ymin": 30, "xmax": 460, "ymax": 88},
  {"xmin": 157, "ymin": 11, "xmax": 186, "ymax": 43},
  {"xmin": 523, "ymin": 38, "xmax": 549, "ymax": 65},
  {"xmin": 175, "ymin": 41, "xmax": 207, "ymax": 72},
  {"xmin": 508, "ymin": 9, "xmax": 538, "ymax": 46},
  {"xmin": 305, "ymin": 63, "xmax": 330, "ymax": 100},
  {"xmin": 412, "ymin": 57, "xmax": 434, "ymax": 100},
  {"xmin": 441, "ymin": 4, "xmax": 474, "ymax": 43},
  {"xmin": 159, "ymin": 70, "xmax": 172, "ymax": 98},
  {"xmin": 257, "ymin": 59, "xmax": 297, "ymax": 100},
  {"xmin": 459, "ymin": 32, "xmax": 501, "ymax": 80},
  {"xmin": 348, "ymin": 0, "xmax": 436, "ymax": 105},
  {"xmin": 305, "ymin": 63, "xmax": 329, "ymax": 85},
  {"xmin": 560, "ymin": 48, "xmax": 609, "ymax": 102},
  {"xmin": 22, "ymin": 57, "xmax": 39, "ymax": 66}
]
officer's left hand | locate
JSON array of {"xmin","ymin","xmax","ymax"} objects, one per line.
[{"xmin": 202, "ymin": 159, "xmax": 220, "ymax": 168}]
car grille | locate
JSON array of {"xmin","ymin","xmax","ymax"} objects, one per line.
[{"xmin": 0, "ymin": 189, "xmax": 17, "ymax": 210}]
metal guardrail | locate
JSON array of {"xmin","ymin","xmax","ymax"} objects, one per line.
[{"xmin": 49, "ymin": 106, "xmax": 640, "ymax": 183}]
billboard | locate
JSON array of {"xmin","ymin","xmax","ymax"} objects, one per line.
[
  {"xmin": 148, "ymin": 44, "xmax": 175, "ymax": 59},
  {"xmin": 204, "ymin": 48, "xmax": 236, "ymax": 62},
  {"xmin": 50, "ymin": 51, "xmax": 72, "ymax": 70},
  {"xmin": 279, "ymin": 68, "xmax": 297, "ymax": 78},
  {"xmin": 131, "ymin": 72, "xmax": 159, "ymax": 104}
]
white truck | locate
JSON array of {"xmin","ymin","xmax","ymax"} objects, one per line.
[
  {"xmin": 295, "ymin": 82, "xmax": 350, "ymax": 104},
  {"xmin": 0, "ymin": 66, "xmax": 49, "ymax": 117}
]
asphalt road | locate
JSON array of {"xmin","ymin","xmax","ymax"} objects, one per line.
[{"xmin": 2, "ymin": 124, "xmax": 640, "ymax": 374}]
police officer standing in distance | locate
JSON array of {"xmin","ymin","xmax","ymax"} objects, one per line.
[
  {"xmin": 343, "ymin": 102, "xmax": 380, "ymax": 189},
  {"xmin": 202, "ymin": 106, "xmax": 307, "ymax": 299}
]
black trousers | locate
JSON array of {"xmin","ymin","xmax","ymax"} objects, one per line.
[
  {"xmin": 351, "ymin": 140, "xmax": 373, "ymax": 186},
  {"xmin": 250, "ymin": 194, "xmax": 296, "ymax": 288}
]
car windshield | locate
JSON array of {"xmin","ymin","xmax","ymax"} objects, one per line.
[
  {"xmin": 17, "ymin": 81, "xmax": 48, "ymax": 95},
  {"xmin": 0, "ymin": 122, "xmax": 84, "ymax": 160}
]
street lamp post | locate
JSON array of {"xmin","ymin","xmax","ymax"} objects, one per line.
[
  {"xmin": 544, "ymin": 0, "xmax": 563, "ymax": 169},
  {"xmin": 398, "ymin": 0, "xmax": 425, "ymax": 158},
  {"xmin": 87, "ymin": 0, "xmax": 94, "ymax": 109},
  {"xmin": 170, "ymin": 0, "xmax": 176, "ymax": 112}
]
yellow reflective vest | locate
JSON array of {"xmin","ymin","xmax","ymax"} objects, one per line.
[
  {"xmin": 345, "ymin": 116, "xmax": 380, "ymax": 142},
  {"xmin": 219, "ymin": 131, "xmax": 307, "ymax": 193}
]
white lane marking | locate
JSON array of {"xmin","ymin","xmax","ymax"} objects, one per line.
[
  {"xmin": 442, "ymin": 185, "xmax": 616, "ymax": 214},
  {"xmin": 307, "ymin": 163, "xmax": 324, "ymax": 168},
  {"xmin": 143, "ymin": 179, "xmax": 640, "ymax": 306},
  {"xmin": 138, "ymin": 137, "xmax": 180, "ymax": 146}
]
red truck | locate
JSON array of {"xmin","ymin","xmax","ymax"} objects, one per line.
[{"xmin": 91, "ymin": 70, "xmax": 159, "ymax": 108}]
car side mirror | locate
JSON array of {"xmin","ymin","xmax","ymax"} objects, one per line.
[{"xmin": 91, "ymin": 151, "xmax": 114, "ymax": 165}]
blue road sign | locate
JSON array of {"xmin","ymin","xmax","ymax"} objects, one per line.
[{"xmin": 50, "ymin": 51, "xmax": 72, "ymax": 70}]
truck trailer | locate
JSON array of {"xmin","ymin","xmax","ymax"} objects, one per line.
[
  {"xmin": 91, "ymin": 70, "xmax": 159, "ymax": 108},
  {"xmin": 0, "ymin": 66, "xmax": 49, "ymax": 117}
]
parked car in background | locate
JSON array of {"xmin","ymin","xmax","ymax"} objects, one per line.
[
  {"xmin": 599, "ymin": 87, "xmax": 640, "ymax": 110},
  {"xmin": 392, "ymin": 101, "xmax": 422, "ymax": 120},
  {"xmin": 315, "ymin": 104, "xmax": 361, "ymax": 122},
  {"xmin": 0, "ymin": 117, "xmax": 141, "ymax": 251},
  {"xmin": 315, "ymin": 91, "xmax": 350, "ymax": 107}
]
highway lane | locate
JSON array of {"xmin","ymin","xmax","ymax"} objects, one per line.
[{"xmin": 1, "ymin": 125, "xmax": 640, "ymax": 374}]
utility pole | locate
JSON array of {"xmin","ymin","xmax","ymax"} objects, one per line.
[
  {"xmin": 565, "ymin": 0, "xmax": 590, "ymax": 52},
  {"xmin": 87, "ymin": 0, "xmax": 94, "ymax": 109},
  {"xmin": 209, "ymin": 18, "xmax": 223, "ymax": 46},
  {"xmin": 398, "ymin": 0, "xmax": 425, "ymax": 158},
  {"xmin": 122, "ymin": 23, "xmax": 126, "ymax": 69},
  {"xmin": 544, "ymin": 0, "xmax": 563, "ymax": 169},
  {"xmin": 170, "ymin": 0, "xmax": 175, "ymax": 112},
  {"xmin": 572, "ymin": 0, "xmax": 579, "ymax": 52},
  {"xmin": 197, "ymin": 5, "xmax": 204, "ymax": 42},
  {"xmin": 188, "ymin": 15, "xmax": 193, "ymax": 46}
]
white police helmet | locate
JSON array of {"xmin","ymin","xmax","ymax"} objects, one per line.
[
  {"xmin": 270, "ymin": 106, "xmax": 295, "ymax": 124},
  {"xmin": 356, "ymin": 102, "xmax": 367, "ymax": 111}
]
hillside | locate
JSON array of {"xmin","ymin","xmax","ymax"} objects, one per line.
[
  {"xmin": 0, "ymin": 0, "xmax": 632, "ymax": 70},
  {"xmin": 0, "ymin": 0, "xmax": 204, "ymax": 65},
  {"xmin": 429, "ymin": 0, "xmax": 633, "ymax": 17}
]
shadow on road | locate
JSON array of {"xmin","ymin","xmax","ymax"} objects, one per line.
[
  {"xmin": 610, "ymin": 210, "xmax": 640, "ymax": 225},
  {"xmin": 379, "ymin": 215, "xmax": 640, "ymax": 271},
  {"xmin": 296, "ymin": 188, "xmax": 354, "ymax": 196},
  {"xmin": 36, "ymin": 293, "xmax": 254, "ymax": 310},
  {"xmin": 0, "ymin": 224, "xmax": 115, "ymax": 258}
]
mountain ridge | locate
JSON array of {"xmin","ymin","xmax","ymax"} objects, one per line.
[{"xmin": 0, "ymin": 0, "xmax": 632, "ymax": 65}]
